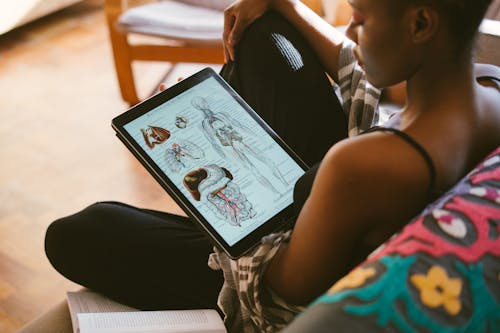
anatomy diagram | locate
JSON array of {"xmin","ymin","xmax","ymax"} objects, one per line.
[
  {"xmin": 175, "ymin": 115, "xmax": 189, "ymax": 129},
  {"xmin": 141, "ymin": 125, "xmax": 170, "ymax": 149},
  {"xmin": 183, "ymin": 164, "xmax": 256, "ymax": 226},
  {"xmin": 165, "ymin": 140, "xmax": 205, "ymax": 173},
  {"xmin": 191, "ymin": 96, "xmax": 288, "ymax": 195}
]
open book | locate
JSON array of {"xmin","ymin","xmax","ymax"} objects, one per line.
[{"xmin": 66, "ymin": 290, "xmax": 226, "ymax": 333}]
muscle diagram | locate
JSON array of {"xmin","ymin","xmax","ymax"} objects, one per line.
[
  {"xmin": 183, "ymin": 164, "xmax": 256, "ymax": 226},
  {"xmin": 191, "ymin": 96, "xmax": 288, "ymax": 195},
  {"xmin": 141, "ymin": 125, "xmax": 170, "ymax": 149},
  {"xmin": 165, "ymin": 140, "xmax": 205, "ymax": 173}
]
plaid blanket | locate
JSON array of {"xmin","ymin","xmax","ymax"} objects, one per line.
[
  {"xmin": 338, "ymin": 39, "xmax": 382, "ymax": 136},
  {"xmin": 208, "ymin": 230, "xmax": 305, "ymax": 333}
]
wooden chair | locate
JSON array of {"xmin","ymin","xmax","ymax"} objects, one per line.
[{"xmin": 104, "ymin": 0, "xmax": 229, "ymax": 106}]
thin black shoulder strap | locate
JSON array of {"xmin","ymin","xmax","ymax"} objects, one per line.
[{"xmin": 363, "ymin": 126, "xmax": 437, "ymax": 197}]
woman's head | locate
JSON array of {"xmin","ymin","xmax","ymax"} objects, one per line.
[{"xmin": 345, "ymin": 0, "xmax": 492, "ymax": 88}]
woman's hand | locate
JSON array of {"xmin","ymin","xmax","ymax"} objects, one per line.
[{"xmin": 223, "ymin": 0, "xmax": 273, "ymax": 62}]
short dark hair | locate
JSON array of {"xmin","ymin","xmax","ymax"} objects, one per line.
[
  {"xmin": 394, "ymin": 0, "xmax": 492, "ymax": 52},
  {"xmin": 438, "ymin": 0, "xmax": 492, "ymax": 50}
]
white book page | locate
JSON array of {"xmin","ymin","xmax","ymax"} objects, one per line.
[
  {"xmin": 77, "ymin": 309, "xmax": 226, "ymax": 333},
  {"xmin": 67, "ymin": 291, "xmax": 137, "ymax": 333}
]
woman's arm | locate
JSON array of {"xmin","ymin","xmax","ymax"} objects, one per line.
[
  {"xmin": 223, "ymin": 0, "xmax": 347, "ymax": 81},
  {"xmin": 264, "ymin": 134, "xmax": 432, "ymax": 305}
]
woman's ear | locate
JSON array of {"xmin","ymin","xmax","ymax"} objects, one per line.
[{"xmin": 409, "ymin": 6, "xmax": 439, "ymax": 44}]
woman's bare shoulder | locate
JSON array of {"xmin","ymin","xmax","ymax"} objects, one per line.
[
  {"xmin": 321, "ymin": 134, "xmax": 431, "ymax": 184},
  {"xmin": 315, "ymin": 133, "xmax": 432, "ymax": 222}
]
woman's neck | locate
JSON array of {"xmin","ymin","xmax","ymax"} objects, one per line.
[{"xmin": 402, "ymin": 53, "xmax": 476, "ymax": 125}]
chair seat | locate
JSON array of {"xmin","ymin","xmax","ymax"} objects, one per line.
[{"xmin": 118, "ymin": 0, "xmax": 224, "ymax": 45}]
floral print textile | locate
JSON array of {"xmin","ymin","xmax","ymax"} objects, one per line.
[{"xmin": 308, "ymin": 147, "xmax": 500, "ymax": 332}]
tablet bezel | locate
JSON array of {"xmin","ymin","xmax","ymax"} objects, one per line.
[{"xmin": 111, "ymin": 67, "xmax": 308, "ymax": 258}]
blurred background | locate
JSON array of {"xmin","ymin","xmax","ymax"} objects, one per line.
[{"xmin": 0, "ymin": 0, "xmax": 498, "ymax": 332}]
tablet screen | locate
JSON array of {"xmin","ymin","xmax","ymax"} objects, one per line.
[{"xmin": 115, "ymin": 69, "xmax": 306, "ymax": 255}]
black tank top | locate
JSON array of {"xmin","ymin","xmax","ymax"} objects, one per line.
[
  {"xmin": 362, "ymin": 126, "xmax": 437, "ymax": 198},
  {"xmin": 361, "ymin": 73, "xmax": 499, "ymax": 197}
]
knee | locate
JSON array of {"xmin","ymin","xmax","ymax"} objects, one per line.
[
  {"xmin": 236, "ymin": 12, "xmax": 305, "ymax": 72},
  {"xmin": 240, "ymin": 12, "xmax": 288, "ymax": 45},
  {"xmin": 45, "ymin": 215, "xmax": 75, "ymax": 274},
  {"xmin": 44, "ymin": 202, "xmax": 109, "ymax": 270}
]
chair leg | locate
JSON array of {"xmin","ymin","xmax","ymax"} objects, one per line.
[{"xmin": 105, "ymin": 3, "xmax": 140, "ymax": 106}]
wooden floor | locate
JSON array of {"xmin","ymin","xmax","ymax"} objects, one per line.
[{"xmin": 0, "ymin": 1, "xmax": 219, "ymax": 331}]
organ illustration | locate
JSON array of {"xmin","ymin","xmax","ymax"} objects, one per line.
[
  {"xmin": 183, "ymin": 164, "xmax": 256, "ymax": 226},
  {"xmin": 165, "ymin": 140, "xmax": 205, "ymax": 173},
  {"xmin": 141, "ymin": 125, "xmax": 170, "ymax": 149},
  {"xmin": 175, "ymin": 115, "xmax": 189, "ymax": 129}
]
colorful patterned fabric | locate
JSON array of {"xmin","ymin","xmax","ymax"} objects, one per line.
[{"xmin": 289, "ymin": 147, "xmax": 500, "ymax": 332}]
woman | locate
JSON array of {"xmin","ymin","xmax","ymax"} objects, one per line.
[{"xmin": 45, "ymin": 0, "xmax": 499, "ymax": 332}]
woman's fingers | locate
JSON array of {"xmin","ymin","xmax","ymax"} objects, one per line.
[
  {"xmin": 158, "ymin": 77, "xmax": 184, "ymax": 92},
  {"xmin": 227, "ymin": 17, "xmax": 248, "ymax": 61},
  {"xmin": 223, "ymin": 10, "xmax": 236, "ymax": 62},
  {"xmin": 222, "ymin": 0, "xmax": 271, "ymax": 62}
]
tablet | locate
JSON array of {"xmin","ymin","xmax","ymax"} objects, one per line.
[{"xmin": 112, "ymin": 67, "xmax": 308, "ymax": 258}]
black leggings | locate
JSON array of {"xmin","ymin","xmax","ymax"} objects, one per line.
[{"xmin": 45, "ymin": 12, "xmax": 347, "ymax": 311}]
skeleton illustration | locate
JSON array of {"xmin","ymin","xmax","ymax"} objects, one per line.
[
  {"xmin": 141, "ymin": 125, "xmax": 170, "ymax": 149},
  {"xmin": 165, "ymin": 140, "xmax": 205, "ymax": 173},
  {"xmin": 183, "ymin": 164, "xmax": 255, "ymax": 226},
  {"xmin": 191, "ymin": 96, "xmax": 288, "ymax": 195}
]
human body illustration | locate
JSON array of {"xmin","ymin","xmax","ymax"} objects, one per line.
[
  {"xmin": 140, "ymin": 125, "xmax": 170, "ymax": 149},
  {"xmin": 165, "ymin": 140, "xmax": 205, "ymax": 173},
  {"xmin": 183, "ymin": 164, "xmax": 256, "ymax": 226},
  {"xmin": 191, "ymin": 96, "xmax": 288, "ymax": 195}
]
